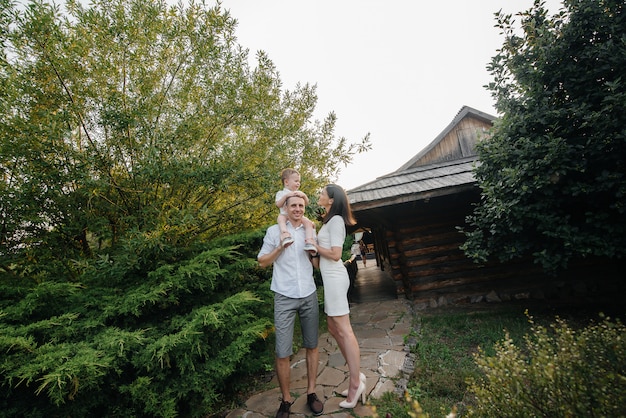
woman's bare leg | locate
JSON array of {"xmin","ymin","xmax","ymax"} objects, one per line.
[{"xmin": 327, "ymin": 315, "xmax": 361, "ymax": 402}]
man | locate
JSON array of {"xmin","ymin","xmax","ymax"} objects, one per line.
[{"xmin": 258, "ymin": 195, "xmax": 324, "ymax": 418}]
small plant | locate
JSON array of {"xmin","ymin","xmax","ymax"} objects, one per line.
[
  {"xmin": 467, "ymin": 312, "xmax": 626, "ymax": 417},
  {"xmin": 370, "ymin": 390, "xmax": 457, "ymax": 418}
]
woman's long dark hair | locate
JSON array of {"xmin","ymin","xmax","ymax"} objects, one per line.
[{"xmin": 322, "ymin": 184, "xmax": 356, "ymax": 226}]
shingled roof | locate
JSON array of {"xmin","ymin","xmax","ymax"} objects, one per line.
[
  {"xmin": 347, "ymin": 106, "xmax": 496, "ymax": 212},
  {"xmin": 347, "ymin": 156, "xmax": 479, "ymax": 211}
]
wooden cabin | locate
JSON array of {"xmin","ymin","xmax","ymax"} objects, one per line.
[{"xmin": 347, "ymin": 106, "xmax": 624, "ymax": 308}]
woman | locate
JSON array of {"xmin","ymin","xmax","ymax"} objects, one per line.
[{"xmin": 313, "ymin": 184, "xmax": 366, "ymax": 409}]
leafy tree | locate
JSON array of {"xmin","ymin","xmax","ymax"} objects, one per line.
[
  {"xmin": 0, "ymin": 0, "xmax": 369, "ymax": 415},
  {"xmin": 0, "ymin": 0, "xmax": 370, "ymax": 280},
  {"xmin": 462, "ymin": 0, "xmax": 626, "ymax": 272}
]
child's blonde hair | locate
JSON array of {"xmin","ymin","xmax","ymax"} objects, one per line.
[{"xmin": 280, "ymin": 168, "xmax": 300, "ymax": 185}]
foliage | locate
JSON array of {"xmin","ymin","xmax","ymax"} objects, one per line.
[
  {"xmin": 0, "ymin": 229, "xmax": 277, "ymax": 417},
  {"xmin": 0, "ymin": 0, "xmax": 370, "ymax": 281},
  {"xmin": 370, "ymin": 390, "xmax": 457, "ymax": 418},
  {"xmin": 370, "ymin": 306, "xmax": 534, "ymax": 417},
  {"xmin": 0, "ymin": 0, "xmax": 369, "ymax": 412},
  {"xmin": 462, "ymin": 0, "xmax": 626, "ymax": 272},
  {"xmin": 467, "ymin": 313, "xmax": 626, "ymax": 417}
]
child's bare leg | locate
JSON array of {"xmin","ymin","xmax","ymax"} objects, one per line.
[
  {"xmin": 278, "ymin": 214, "xmax": 293, "ymax": 247},
  {"xmin": 303, "ymin": 217, "xmax": 316, "ymax": 251},
  {"xmin": 303, "ymin": 217, "xmax": 315, "ymax": 243}
]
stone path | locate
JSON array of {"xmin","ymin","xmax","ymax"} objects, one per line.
[{"xmin": 227, "ymin": 263, "xmax": 416, "ymax": 418}]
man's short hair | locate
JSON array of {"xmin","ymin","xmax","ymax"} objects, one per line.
[{"xmin": 284, "ymin": 193, "xmax": 305, "ymax": 206}]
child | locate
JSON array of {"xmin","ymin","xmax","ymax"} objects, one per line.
[{"xmin": 276, "ymin": 168, "xmax": 317, "ymax": 251}]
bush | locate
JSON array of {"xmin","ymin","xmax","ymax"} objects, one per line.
[
  {"xmin": 0, "ymin": 229, "xmax": 276, "ymax": 417},
  {"xmin": 467, "ymin": 313, "xmax": 626, "ymax": 417}
]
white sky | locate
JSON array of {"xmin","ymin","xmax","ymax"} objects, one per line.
[{"xmin": 222, "ymin": 0, "xmax": 563, "ymax": 190}]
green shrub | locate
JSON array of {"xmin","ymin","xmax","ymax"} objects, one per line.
[
  {"xmin": 0, "ymin": 229, "xmax": 276, "ymax": 417},
  {"xmin": 467, "ymin": 313, "xmax": 626, "ymax": 417}
]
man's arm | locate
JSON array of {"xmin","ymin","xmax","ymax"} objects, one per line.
[
  {"xmin": 258, "ymin": 245, "xmax": 284, "ymax": 268},
  {"xmin": 309, "ymin": 252, "xmax": 320, "ymax": 269}
]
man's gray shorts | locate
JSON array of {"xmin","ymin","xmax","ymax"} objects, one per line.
[{"xmin": 274, "ymin": 291, "xmax": 319, "ymax": 358}]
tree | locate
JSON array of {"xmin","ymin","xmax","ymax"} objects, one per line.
[
  {"xmin": 0, "ymin": 1, "xmax": 370, "ymax": 414},
  {"xmin": 0, "ymin": 0, "xmax": 370, "ymax": 280},
  {"xmin": 462, "ymin": 0, "xmax": 626, "ymax": 272}
]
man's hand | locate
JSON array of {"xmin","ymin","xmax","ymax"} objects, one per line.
[{"xmin": 308, "ymin": 251, "xmax": 320, "ymax": 268}]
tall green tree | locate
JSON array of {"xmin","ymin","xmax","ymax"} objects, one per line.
[
  {"xmin": 1, "ymin": 1, "xmax": 370, "ymax": 415},
  {"xmin": 0, "ymin": 0, "xmax": 370, "ymax": 280},
  {"xmin": 462, "ymin": 0, "xmax": 626, "ymax": 272}
]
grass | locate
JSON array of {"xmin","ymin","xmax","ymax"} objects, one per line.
[{"xmin": 370, "ymin": 301, "xmax": 620, "ymax": 417}]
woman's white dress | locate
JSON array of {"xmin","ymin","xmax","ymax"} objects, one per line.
[{"xmin": 318, "ymin": 215, "xmax": 350, "ymax": 316}]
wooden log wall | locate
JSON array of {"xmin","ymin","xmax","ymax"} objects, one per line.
[
  {"xmin": 385, "ymin": 200, "xmax": 478, "ymax": 301},
  {"xmin": 382, "ymin": 194, "xmax": 626, "ymax": 307}
]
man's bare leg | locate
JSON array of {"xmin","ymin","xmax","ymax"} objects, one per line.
[
  {"xmin": 306, "ymin": 347, "xmax": 319, "ymax": 394},
  {"xmin": 276, "ymin": 356, "xmax": 293, "ymax": 403}
]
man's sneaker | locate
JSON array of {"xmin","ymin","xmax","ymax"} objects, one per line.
[
  {"xmin": 276, "ymin": 399, "xmax": 293, "ymax": 418},
  {"xmin": 281, "ymin": 236, "xmax": 294, "ymax": 248},
  {"xmin": 303, "ymin": 242, "xmax": 317, "ymax": 252},
  {"xmin": 307, "ymin": 393, "xmax": 324, "ymax": 416}
]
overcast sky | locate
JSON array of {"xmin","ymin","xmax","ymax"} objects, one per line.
[{"xmin": 222, "ymin": 0, "xmax": 563, "ymax": 190}]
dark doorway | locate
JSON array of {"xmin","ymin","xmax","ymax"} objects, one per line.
[{"xmin": 349, "ymin": 261, "xmax": 397, "ymax": 303}]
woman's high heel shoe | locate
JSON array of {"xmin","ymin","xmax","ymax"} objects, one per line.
[
  {"xmin": 339, "ymin": 378, "xmax": 366, "ymax": 409},
  {"xmin": 340, "ymin": 372, "xmax": 366, "ymax": 397}
]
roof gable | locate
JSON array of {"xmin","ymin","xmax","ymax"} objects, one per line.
[
  {"xmin": 347, "ymin": 106, "xmax": 496, "ymax": 211},
  {"xmin": 395, "ymin": 105, "xmax": 495, "ymax": 171}
]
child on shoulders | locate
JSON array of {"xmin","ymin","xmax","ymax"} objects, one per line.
[{"xmin": 276, "ymin": 168, "xmax": 317, "ymax": 251}]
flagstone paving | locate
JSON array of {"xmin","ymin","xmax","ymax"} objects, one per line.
[{"xmin": 226, "ymin": 263, "xmax": 416, "ymax": 418}]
